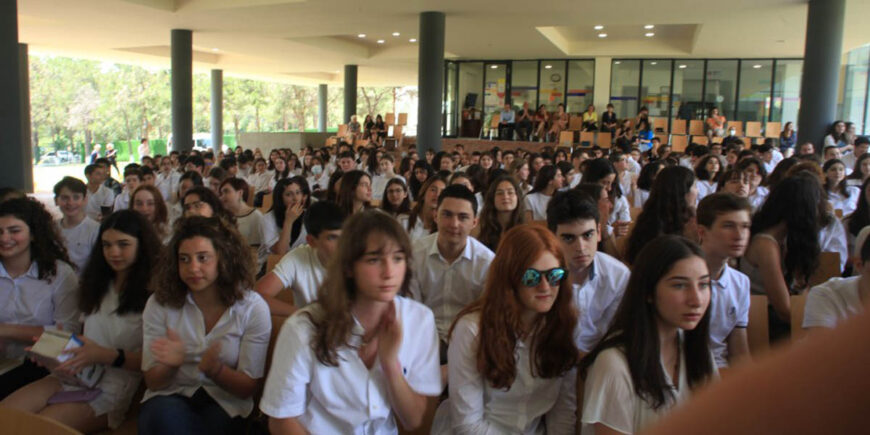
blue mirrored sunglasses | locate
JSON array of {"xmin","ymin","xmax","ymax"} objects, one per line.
[{"xmin": 521, "ymin": 267, "xmax": 567, "ymax": 287}]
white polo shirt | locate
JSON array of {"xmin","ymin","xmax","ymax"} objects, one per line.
[
  {"xmin": 523, "ymin": 192, "xmax": 551, "ymax": 221},
  {"xmin": 155, "ymin": 171, "xmax": 180, "ymax": 201},
  {"xmin": 819, "ymin": 217, "xmax": 849, "ymax": 273},
  {"xmin": 237, "ymin": 209, "xmax": 280, "ymax": 271},
  {"xmin": 0, "ymin": 260, "xmax": 80, "ymax": 359},
  {"xmin": 828, "ymin": 187, "xmax": 861, "ymax": 217},
  {"xmin": 270, "ymin": 245, "xmax": 325, "ymax": 309},
  {"xmin": 408, "ymin": 233, "xmax": 495, "ymax": 341},
  {"xmin": 748, "ymin": 186, "xmax": 769, "ymax": 211},
  {"xmin": 260, "ymin": 296, "xmax": 442, "ymax": 433},
  {"xmin": 803, "ymin": 276, "xmax": 865, "ymax": 329},
  {"xmin": 573, "ymin": 252, "xmax": 631, "ymax": 353},
  {"xmin": 86, "ymin": 184, "xmax": 115, "ymax": 221},
  {"xmin": 113, "ymin": 190, "xmax": 130, "ymax": 211},
  {"xmin": 57, "ymin": 217, "xmax": 100, "ymax": 274},
  {"xmin": 141, "ymin": 290, "xmax": 271, "ymax": 418},
  {"xmin": 399, "ymin": 215, "xmax": 432, "ymax": 243},
  {"xmin": 708, "ymin": 264, "xmax": 751, "ymax": 368}
]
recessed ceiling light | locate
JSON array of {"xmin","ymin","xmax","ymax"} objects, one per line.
[
  {"xmin": 644, "ymin": 24, "xmax": 655, "ymax": 29},
  {"xmin": 490, "ymin": 65, "xmax": 498, "ymax": 69},
  {"xmin": 335, "ymin": 70, "xmax": 340, "ymax": 73},
  {"xmin": 594, "ymin": 25, "xmax": 604, "ymax": 30},
  {"xmin": 377, "ymin": 39, "xmax": 385, "ymax": 44},
  {"xmin": 598, "ymin": 33, "xmax": 607, "ymax": 38},
  {"xmin": 650, "ymin": 61, "xmax": 657, "ymax": 65},
  {"xmin": 211, "ymin": 48, "xmax": 219, "ymax": 52},
  {"xmin": 753, "ymin": 64, "xmax": 762, "ymax": 69},
  {"xmin": 392, "ymin": 32, "xmax": 400, "ymax": 37},
  {"xmin": 545, "ymin": 64, "xmax": 552, "ymax": 69},
  {"xmin": 615, "ymin": 61, "xmax": 621, "ymax": 65},
  {"xmin": 358, "ymin": 34, "xmax": 366, "ymax": 38},
  {"xmin": 679, "ymin": 64, "xmax": 687, "ymax": 69},
  {"xmin": 645, "ymin": 32, "xmax": 655, "ymax": 37},
  {"xmin": 409, "ymin": 38, "xmax": 417, "ymax": 43}
]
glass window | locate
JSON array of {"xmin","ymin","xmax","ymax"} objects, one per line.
[
  {"xmin": 484, "ymin": 63, "xmax": 507, "ymax": 118},
  {"xmin": 671, "ymin": 60, "xmax": 705, "ymax": 122},
  {"xmin": 737, "ymin": 60, "xmax": 773, "ymax": 123},
  {"xmin": 640, "ymin": 60, "xmax": 671, "ymax": 119},
  {"xmin": 771, "ymin": 59, "xmax": 802, "ymax": 126},
  {"xmin": 566, "ymin": 60, "xmax": 594, "ymax": 113},
  {"xmin": 840, "ymin": 46, "xmax": 869, "ymax": 135},
  {"xmin": 511, "ymin": 61, "xmax": 538, "ymax": 113},
  {"xmin": 539, "ymin": 61, "xmax": 566, "ymax": 112},
  {"xmin": 610, "ymin": 60, "xmax": 641, "ymax": 119},
  {"xmin": 445, "ymin": 62, "xmax": 457, "ymax": 136},
  {"xmin": 458, "ymin": 62, "xmax": 484, "ymax": 137},
  {"xmin": 705, "ymin": 60, "xmax": 738, "ymax": 121}
]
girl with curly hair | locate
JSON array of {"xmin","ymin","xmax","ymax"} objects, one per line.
[
  {"xmin": 432, "ymin": 224, "xmax": 578, "ymax": 433},
  {"xmin": 260, "ymin": 211, "xmax": 441, "ymax": 433},
  {"xmin": 0, "ymin": 198, "xmax": 79, "ymax": 399},
  {"xmin": 139, "ymin": 216, "xmax": 271, "ymax": 434},
  {"xmin": 1, "ymin": 210, "xmax": 160, "ymax": 431}
]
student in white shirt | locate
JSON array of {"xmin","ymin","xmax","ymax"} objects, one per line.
[
  {"xmin": 694, "ymin": 155, "xmax": 722, "ymax": 201},
  {"xmin": 54, "ymin": 177, "xmax": 100, "ymax": 273},
  {"xmin": 449, "ymin": 172, "xmax": 485, "ymax": 213},
  {"xmin": 803, "ymin": 228, "xmax": 870, "ymax": 331},
  {"xmin": 264, "ymin": 177, "xmax": 310, "ymax": 256},
  {"xmin": 131, "ymin": 185, "xmax": 171, "ymax": 242},
  {"xmin": 155, "ymin": 156, "xmax": 180, "ymax": 202},
  {"xmin": 139, "ymin": 216, "xmax": 271, "ymax": 434},
  {"xmin": 823, "ymin": 159, "xmax": 860, "ymax": 216},
  {"xmin": 523, "ymin": 165, "xmax": 564, "ymax": 221},
  {"xmin": 113, "ymin": 168, "xmax": 142, "ymax": 211},
  {"xmin": 432, "ymin": 224, "xmax": 578, "ymax": 434},
  {"xmin": 169, "ymin": 171, "xmax": 204, "ymax": 223},
  {"xmin": 402, "ymin": 174, "xmax": 447, "ymax": 242},
  {"xmin": 633, "ymin": 160, "xmax": 665, "ymax": 209},
  {"xmin": 336, "ymin": 170, "xmax": 373, "ymax": 217},
  {"xmin": 84, "ymin": 164, "xmax": 115, "ymax": 221},
  {"xmin": 0, "ymin": 198, "xmax": 80, "ymax": 399},
  {"xmin": 305, "ymin": 156, "xmax": 330, "ymax": 193},
  {"xmin": 696, "ymin": 193, "xmax": 752, "ymax": 368},
  {"xmin": 261, "ymin": 211, "xmax": 442, "ymax": 434},
  {"xmin": 371, "ymin": 155, "xmax": 405, "ymax": 201},
  {"xmin": 0, "ymin": 210, "xmax": 160, "ymax": 431},
  {"xmin": 181, "ymin": 186, "xmax": 236, "ymax": 224},
  {"xmin": 580, "ymin": 236, "xmax": 717, "ymax": 434},
  {"xmin": 583, "ymin": 158, "xmax": 631, "ymax": 238},
  {"xmin": 409, "ymin": 184, "xmax": 495, "ymax": 347},
  {"xmin": 380, "ymin": 178, "xmax": 412, "ymax": 218},
  {"xmin": 737, "ymin": 158, "xmax": 769, "ymax": 211},
  {"xmin": 547, "ymin": 190, "xmax": 630, "ymax": 354},
  {"xmin": 475, "ymin": 175, "xmax": 527, "ymax": 252},
  {"xmin": 219, "ymin": 178, "xmax": 278, "ymax": 273},
  {"xmin": 256, "ymin": 201, "xmax": 345, "ymax": 315}
]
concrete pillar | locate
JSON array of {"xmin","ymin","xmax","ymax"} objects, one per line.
[
  {"xmin": 171, "ymin": 29, "xmax": 193, "ymax": 152},
  {"xmin": 417, "ymin": 11, "xmax": 446, "ymax": 152},
  {"xmin": 0, "ymin": 0, "xmax": 27, "ymax": 191},
  {"xmin": 211, "ymin": 69, "xmax": 223, "ymax": 155},
  {"xmin": 593, "ymin": 57, "xmax": 612, "ymax": 111},
  {"xmin": 343, "ymin": 65, "xmax": 357, "ymax": 126},
  {"xmin": 20, "ymin": 44, "xmax": 33, "ymax": 193},
  {"xmin": 796, "ymin": 0, "xmax": 845, "ymax": 149},
  {"xmin": 318, "ymin": 84, "xmax": 328, "ymax": 132}
]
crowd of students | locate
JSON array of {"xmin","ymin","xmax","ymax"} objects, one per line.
[{"xmin": 0, "ymin": 125, "xmax": 866, "ymax": 434}]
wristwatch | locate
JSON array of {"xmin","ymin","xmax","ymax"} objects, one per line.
[{"xmin": 112, "ymin": 348, "xmax": 126, "ymax": 368}]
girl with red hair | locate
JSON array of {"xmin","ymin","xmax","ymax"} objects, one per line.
[{"xmin": 432, "ymin": 224, "xmax": 579, "ymax": 434}]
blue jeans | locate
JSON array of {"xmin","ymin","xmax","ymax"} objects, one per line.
[{"xmin": 138, "ymin": 388, "xmax": 243, "ymax": 435}]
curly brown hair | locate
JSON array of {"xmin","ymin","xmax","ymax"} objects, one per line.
[
  {"xmin": 152, "ymin": 216, "xmax": 255, "ymax": 308},
  {"xmin": 0, "ymin": 198, "xmax": 71, "ymax": 279},
  {"xmin": 308, "ymin": 210, "xmax": 413, "ymax": 366},
  {"xmin": 477, "ymin": 175, "xmax": 527, "ymax": 251}
]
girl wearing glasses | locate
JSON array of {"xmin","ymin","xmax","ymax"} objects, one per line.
[
  {"xmin": 432, "ymin": 224, "xmax": 579, "ymax": 434},
  {"xmin": 579, "ymin": 235, "xmax": 716, "ymax": 434}
]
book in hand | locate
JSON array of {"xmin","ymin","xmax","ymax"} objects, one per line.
[{"xmin": 29, "ymin": 329, "xmax": 105, "ymax": 388}]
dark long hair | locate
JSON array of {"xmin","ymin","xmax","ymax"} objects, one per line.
[
  {"xmin": 847, "ymin": 177, "xmax": 870, "ymax": 237},
  {"xmin": 182, "ymin": 186, "xmax": 236, "ymax": 224},
  {"xmin": 453, "ymin": 224, "xmax": 578, "ymax": 389},
  {"xmin": 79, "ymin": 210, "xmax": 161, "ymax": 314},
  {"xmin": 637, "ymin": 160, "xmax": 665, "ymax": 191},
  {"xmin": 337, "ymin": 170, "xmax": 371, "ymax": 216},
  {"xmin": 626, "ymin": 166, "xmax": 696, "ymax": 265},
  {"xmin": 380, "ymin": 178, "xmax": 411, "ymax": 216},
  {"xmin": 407, "ymin": 174, "xmax": 448, "ymax": 232},
  {"xmin": 272, "ymin": 176, "xmax": 311, "ymax": 246},
  {"xmin": 530, "ymin": 165, "xmax": 559, "ymax": 194},
  {"xmin": 583, "ymin": 158, "xmax": 623, "ymax": 199},
  {"xmin": 822, "ymin": 159, "xmax": 851, "ymax": 198},
  {"xmin": 477, "ymin": 175, "xmax": 527, "ymax": 251},
  {"xmin": 409, "ymin": 160, "xmax": 434, "ymax": 200},
  {"xmin": 580, "ymin": 235, "xmax": 714, "ymax": 409},
  {"xmin": 0, "ymin": 198, "xmax": 70, "ymax": 279},
  {"xmin": 751, "ymin": 173, "xmax": 821, "ymax": 285},
  {"xmin": 847, "ymin": 154, "xmax": 870, "ymax": 181}
]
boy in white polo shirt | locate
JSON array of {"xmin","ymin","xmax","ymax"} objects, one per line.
[
  {"xmin": 803, "ymin": 227, "xmax": 870, "ymax": 331},
  {"xmin": 697, "ymin": 193, "xmax": 752, "ymax": 368},
  {"xmin": 112, "ymin": 168, "xmax": 142, "ymax": 211},
  {"xmin": 84, "ymin": 164, "xmax": 115, "ymax": 221},
  {"xmin": 546, "ymin": 189, "xmax": 630, "ymax": 354},
  {"xmin": 255, "ymin": 201, "xmax": 345, "ymax": 315},
  {"xmin": 53, "ymin": 177, "xmax": 100, "ymax": 274}
]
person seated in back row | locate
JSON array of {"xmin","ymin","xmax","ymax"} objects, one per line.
[{"xmin": 255, "ymin": 201, "xmax": 346, "ymax": 315}]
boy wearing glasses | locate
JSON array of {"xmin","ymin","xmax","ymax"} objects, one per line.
[{"xmin": 547, "ymin": 189, "xmax": 630, "ymax": 354}]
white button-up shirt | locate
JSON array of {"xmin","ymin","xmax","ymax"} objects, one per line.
[
  {"xmin": 85, "ymin": 184, "xmax": 115, "ymax": 221},
  {"xmin": 57, "ymin": 217, "xmax": 100, "ymax": 274},
  {"xmin": 408, "ymin": 233, "xmax": 495, "ymax": 341},
  {"xmin": 433, "ymin": 313, "xmax": 576, "ymax": 434},
  {"xmin": 141, "ymin": 290, "xmax": 271, "ymax": 418},
  {"xmin": 573, "ymin": 252, "xmax": 631, "ymax": 353},
  {"xmin": 708, "ymin": 264, "xmax": 750, "ymax": 368},
  {"xmin": 271, "ymin": 244, "xmax": 324, "ymax": 308},
  {"xmin": 0, "ymin": 260, "xmax": 80, "ymax": 358},
  {"xmin": 260, "ymin": 296, "xmax": 442, "ymax": 434}
]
